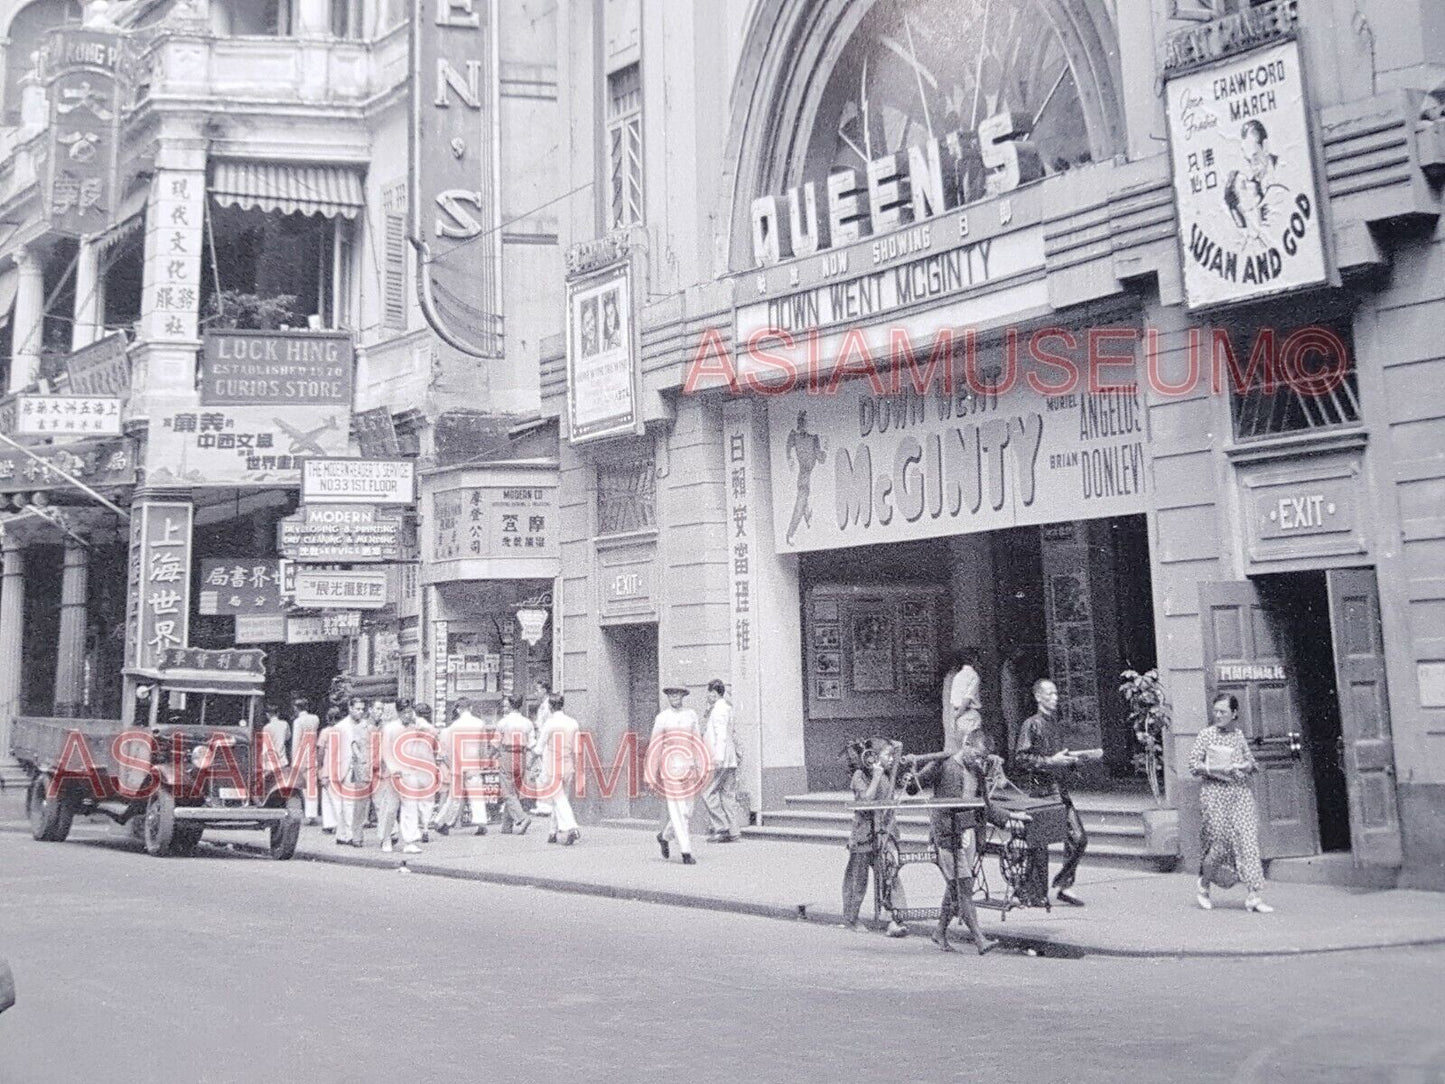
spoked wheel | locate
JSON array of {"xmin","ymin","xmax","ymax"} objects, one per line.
[
  {"xmin": 28, "ymin": 774, "xmax": 74, "ymax": 842},
  {"xmin": 144, "ymin": 787, "xmax": 176, "ymax": 857},
  {"xmin": 269, "ymin": 794, "xmax": 304, "ymax": 860}
]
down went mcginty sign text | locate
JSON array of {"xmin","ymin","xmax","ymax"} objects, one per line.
[{"xmin": 410, "ymin": 0, "xmax": 503, "ymax": 356}]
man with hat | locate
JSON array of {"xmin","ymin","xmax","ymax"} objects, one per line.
[{"xmin": 650, "ymin": 683, "xmax": 704, "ymax": 865}]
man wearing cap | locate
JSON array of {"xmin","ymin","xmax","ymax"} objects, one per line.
[
  {"xmin": 651, "ymin": 684, "xmax": 704, "ymax": 865},
  {"xmin": 701, "ymin": 679, "xmax": 741, "ymax": 843}
]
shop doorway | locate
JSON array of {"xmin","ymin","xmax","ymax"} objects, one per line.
[
  {"xmin": 1200, "ymin": 569, "xmax": 1402, "ymax": 866},
  {"xmin": 609, "ymin": 623, "xmax": 658, "ymax": 734}
]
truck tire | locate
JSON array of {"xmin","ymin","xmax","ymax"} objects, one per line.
[
  {"xmin": 269, "ymin": 794, "xmax": 303, "ymax": 860},
  {"xmin": 28, "ymin": 774, "xmax": 73, "ymax": 842},
  {"xmin": 143, "ymin": 787, "xmax": 176, "ymax": 857},
  {"xmin": 171, "ymin": 824, "xmax": 203, "ymax": 856}
]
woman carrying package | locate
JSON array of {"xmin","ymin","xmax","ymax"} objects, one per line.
[{"xmin": 1189, "ymin": 693, "xmax": 1275, "ymax": 914}]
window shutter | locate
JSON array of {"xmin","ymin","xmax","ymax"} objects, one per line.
[{"xmin": 383, "ymin": 212, "xmax": 407, "ymax": 331}]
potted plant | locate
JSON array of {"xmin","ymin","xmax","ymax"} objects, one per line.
[
  {"xmin": 1119, "ymin": 668, "xmax": 1171, "ymax": 807},
  {"xmin": 203, "ymin": 290, "xmax": 300, "ymax": 331}
]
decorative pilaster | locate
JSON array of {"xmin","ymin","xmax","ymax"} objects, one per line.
[
  {"xmin": 0, "ymin": 538, "xmax": 27, "ymax": 754},
  {"xmin": 71, "ymin": 238, "xmax": 103, "ymax": 351},
  {"xmin": 9, "ymin": 248, "xmax": 45, "ymax": 393},
  {"xmin": 54, "ymin": 538, "xmax": 91, "ymax": 717}
]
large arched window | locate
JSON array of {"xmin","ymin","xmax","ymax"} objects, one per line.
[{"xmin": 2, "ymin": 0, "xmax": 82, "ymax": 125}]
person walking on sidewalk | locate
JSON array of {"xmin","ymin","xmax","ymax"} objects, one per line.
[
  {"xmin": 411, "ymin": 703, "xmax": 437, "ymax": 841},
  {"xmin": 436, "ymin": 698, "xmax": 492, "ymax": 836},
  {"xmin": 529, "ymin": 680, "xmax": 553, "ymax": 816},
  {"xmin": 701, "ymin": 679, "xmax": 742, "ymax": 843},
  {"xmin": 1012, "ymin": 678, "xmax": 1088, "ymax": 907},
  {"xmin": 1190, "ymin": 693, "xmax": 1274, "ymax": 914},
  {"xmin": 841, "ymin": 739, "xmax": 908, "ymax": 938},
  {"xmin": 318, "ymin": 706, "xmax": 344, "ymax": 835},
  {"xmin": 262, "ymin": 703, "xmax": 290, "ymax": 768},
  {"xmin": 651, "ymin": 684, "xmax": 703, "ymax": 865},
  {"xmin": 494, "ymin": 693, "xmax": 534, "ymax": 835},
  {"xmin": 377, "ymin": 700, "xmax": 426, "ymax": 855},
  {"xmin": 330, "ymin": 697, "xmax": 371, "ymax": 848},
  {"xmin": 537, "ymin": 693, "xmax": 580, "ymax": 845},
  {"xmin": 290, "ymin": 695, "xmax": 321, "ymax": 825}
]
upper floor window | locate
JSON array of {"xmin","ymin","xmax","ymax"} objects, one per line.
[
  {"xmin": 596, "ymin": 445, "xmax": 655, "ymax": 535},
  {"xmin": 1222, "ymin": 315, "xmax": 1361, "ymax": 442},
  {"xmin": 607, "ymin": 63, "xmax": 643, "ymax": 229}
]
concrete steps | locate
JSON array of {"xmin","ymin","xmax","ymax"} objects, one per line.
[{"xmin": 744, "ymin": 790, "xmax": 1179, "ymax": 872}]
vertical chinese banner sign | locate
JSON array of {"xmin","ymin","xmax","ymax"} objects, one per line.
[
  {"xmin": 43, "ymin": 28, "xmax": 123, "ymax": 236},
  {"xmin": 722, "ymin": 401, "xmax": 759, "ymax": 806},
  {"xmin": 125, "ymin": 502, "xmax": 194, "ymax": 671}
]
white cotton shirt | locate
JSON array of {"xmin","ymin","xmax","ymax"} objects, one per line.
[{"xmin": 704, "ymin": 698, "xmax": 738, "ymax": 770}]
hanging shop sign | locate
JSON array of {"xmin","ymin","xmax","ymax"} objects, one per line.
[
  {"xmin": 197, "ymin": 559, "xmax": 283, "ymax": 616},
  {"xmin": 767, "ymin": 353, "xmax": 1149, "ymax": 555},
  {"xmin": 410, "ymin": 0, "xmax": 503, "ymax": 357},
  {"xmin": 566, "ymin": 254, "xmax": 641, "ymax": 444},
  {"xmin": 286, "ymin": 611, "xmax": 362, "ymax": 644},
  {"xmin": 235, "ymin": 613, "xmax": 287, "ymax": 644},
  {"xmin": 126, "ymin": 501, "xmax": 193, "ymax": 673},
  {"xmin": 301, "ymin": 458, "xmax": 416, "ymax": 505},
  {"xmin": 1164, "ymin": 38, "xmax": 1329, "ymax": 309},
  {"xmin": 12, "ymin": 394, "xmax": 122, "ymax": 437},
  {"xmin": 722, "ymin": 403, "xmax": 757, "ymax": 670},
  {"xmin": 0, "ymin": 436, "xmax": 135, "ymax": 495},
  {"xmin": 199, "ymin": 330, "xmax": 354, "ymax": 407},
  {"xmin": 144, "ymin": 394, "xmax": 350, "ymax": 486},
  {"xmin": 353, "ymin": 406, "xmax": 401, "ymax": 458},
  {"xmin": 42, "ymin": 27, "xmax": 124, "ymax": 236},
  {"xmin": 159, "ymin": 646, "xmax": 266, "ymax": 677},
  {"xmin": 431, "ymin": 485, "xmax": 557, "ymax": 563},
  {"xmin": 516, "ymin": 608, "xmax": 548, "ymax": 647},
  {"xmin": 279, "ymin": 505, "xmax": 406, "ymax": 563},
  {"xmin": 292, "ymin": 568, "xmax": 390, "ymax": 610},
  {"xmin": 65, "ymin": 331, "xmax": 131, "ymax": 396},
  {"xmin": 432, "ymin": 618, "xmax": 450, "ymax": 726}
]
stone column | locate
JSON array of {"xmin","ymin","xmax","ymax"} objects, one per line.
[
  {"xmin": 0, "ymin": 538, "xmax": 27, "ymax": 760},
  {"xmin": 9, "ymin": 247, "xmax": 45, "ymax": 393},
  {"xmin": 71, "ymin": 237, "xmax": 104, "ymax": 351},
  {"xmin": 295, "ymin": 0, "xmax": 332, "ymax": 37},
  {"xmin": 54, "ymin": 538, "xmax": 91, "ymax": 717}
]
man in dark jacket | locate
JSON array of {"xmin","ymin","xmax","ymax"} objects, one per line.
[{"xmin": 1012, "ymin": 678, "xmax": 1088, "ymax": 906}]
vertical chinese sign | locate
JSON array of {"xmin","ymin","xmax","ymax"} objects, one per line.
[
  {"xmin": 141, "ymin": 171, "xmax": 206, "ymax": 344},
  {"xmin": 722, "ymin": 402, "xmax": 755, "ymax": 699},
  {"xmin": 410, "ymin": 0, "xmax": 502, "ymax": 355},
  {"xmin": 125, "ymin": 502, "xmax": 194, "ymax": 672},
  {"xmin": 43, "ymin": 28, "xmax": 123, "ymax": 236}
]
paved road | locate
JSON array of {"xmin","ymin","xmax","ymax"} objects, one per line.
[{"xmin": 1, "ymin": 828, "xmax": 1442, "ymax": 1083}]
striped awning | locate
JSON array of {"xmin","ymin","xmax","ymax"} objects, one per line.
[{"xmin": 209, "ymin": 161, "xmax": 365, "ymax": 219}]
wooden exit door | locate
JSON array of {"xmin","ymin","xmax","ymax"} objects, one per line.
[
  {"xmin": 1326, "ymin": 569, "xmax": 1403, "ymax": 868},
  {"xmin": 1199, "ymin": 581, "xmax": 1320, "ymax": 858}
]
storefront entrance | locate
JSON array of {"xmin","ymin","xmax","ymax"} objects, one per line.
[{"xmin": 1199, "ymin": 568, "xmax": 1402, "ymax": 867}]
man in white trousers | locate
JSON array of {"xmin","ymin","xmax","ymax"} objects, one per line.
[
  {"xmin": 330, "ymin": 697, "xmax": 371, "ymax": 847},
  {"xmin": 377, "ymin": 700, "xmax": 427, "ymax": 854},
  {"xmin": 701, "ymin": 679, "xmax": 741, "ymax": 843},
  {"xmin": 652, "ymin": 684, "xmax": 704, "ymax": 865},
  {"xmin": 537, "ymin": 693, "xmax": 580, "ymax": 845},
  {"xmin": 436, "ymin": 699, "xmax": 493, "ymax": 836},
  {"xmin": 289, "ymin": 694, "xmax": 321, "ymax": 824},
  {"xmin": 494, "ymin": 693, "xmax": 534, "ymax": 835}
]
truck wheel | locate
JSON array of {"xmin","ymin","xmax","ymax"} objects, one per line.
[
  {"xmin": 172, "ymin": 825, "xmax": 203, "ymax": 857},
  {"xmin": 144, "ymin": 787, "xmax": 176, "ymax": 857},
  {"xmin": 28, "ymin": 774, "xmax": 72, "ymax": 842},
  {"xmin": 269, "ymin": 794, "xmax": 303, "ymax": 860}
]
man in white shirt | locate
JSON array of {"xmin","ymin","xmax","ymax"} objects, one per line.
[
  {"xmin": 289, "ymin": 694, "xmax": 320, "ymax": 824},
  {"xmin": 377, "ymin": 700, "xmax": 429, "ymax": 854},
  {"xmin": 261, "ymin": 703, "xmax": 290, "ymax": 769},
  {"xmin": 945, "ymin": 648, "xmax": 983, "ymax": 753},
  {"xmin": 651, "ymin": 684, "xmax": 704, "ymax": 865},
  {"xmin": 530, "ymin": 681, "xmax": 553, "ymax": 816},
  {"xmin": 494, "ymin": 693, "xmax": 534, "ymax": 835},
  {"xmin": 536, "ymin": 693, "xmax": 580, "ymax": 845},
  {"xmin": 327, "ymin": 697, "xmax": 370, "ymax": 847},
  {"xmin": 701, "ymin": 679, "xmax": 741, "ymax": 843},
  {"xmin": 436, "ymin": 698, "xmax": 493, "ymax": 836}
]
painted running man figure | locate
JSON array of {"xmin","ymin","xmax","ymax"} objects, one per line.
[{"xmin": 785, "ymin": 411, "xmax": 825, "ymax": 546}]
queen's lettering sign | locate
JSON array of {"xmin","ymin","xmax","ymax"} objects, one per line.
[
  {"xmin": 768, "ymin": 361, "xmax": 1147, "ymax": 554},
  {"xmin": 65, "ymin": 331, "xmax": 131, "ymax": 396},
  {"xmin": 410, "ymin": 0, "xmax": 503, "ymax": 356},
  {"xmin": 42, "ymin": 28, "xmax": 123, "ymax": 236},
  {"xmin": 160, "ymin": 646, "xmax": 266, "ymax": 678},
  {"xmin": 301, "ymin": 458, "xmax": 415, "ymax": 505},
  {"xmin": 200, "ymin": 330, "xmax": 354, "ymax": 406},
  {"xmin": 1165, "ymin": 39, "xmax": 1328, "ymax": 309},
  {"xmin": 292, "ymin": 568, "xmax": 389, "ymax": 610}
]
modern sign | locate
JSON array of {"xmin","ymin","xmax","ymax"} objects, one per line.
[
  {"xmin": 292, "ymin": 568, "xmax": 390, "ymax": 610},
  {"xmin": 767, "ymin": 359, "xmax": 1149, "ymax": 554},
  {"xmin": 431, "ymin": 485, "xmax": 557, "ymax": 562},
  {"xmin": 145, "ymin": 394, "xmax": 350, "ymax": 486},
  {"xmin": 566, "ymin": 256, "xmax": 640, "ymax": 443},
  {"xmin": 301, "ymin": 458, "xmax": 416, "ymax": 505},
  {"xmin": 126, "ymin": 501, "xmax": 193, "ymax": 673},
  {"xmin": 12, "ymin": 394, "xmax": 122, "ymax": 437},
  {"xmin": 409, "ymin": 0, "xmax": 503, "ymax": 356},
  {"xmin": 279, "ymin": 505, "xmax": 406, "ymax": 563},
  {"xmin": 199, "ymin": 330, "xmax": 354, "ymax": 407},
  {"xmin": 286, "ymin": 611, "xmax": 362, "ymax": 643},
  {"xmin": 1165, "ymin": 39, "xmax": 1328, "ymax": 309},
  {"xmin": 42, "ymin": 27, "xmax": 123, "ymax": 236},
  {"xmin": 65, "ymin": 331, "xmax": 131, "ymax": 396},
  {"xmin": 198, "ymin": 559, "xmax": 283, "ymax": 616}
]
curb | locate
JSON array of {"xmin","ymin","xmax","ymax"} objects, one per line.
[{"xmin": 7, "ymin": 821, "xmax": 1443, "ymax": 960}]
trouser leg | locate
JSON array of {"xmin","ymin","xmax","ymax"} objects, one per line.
[
  {"xmin": 376, "ymin": 779, "xmax": 399, "ymax": 843},
  {"xmin": 666, "ymin": 796, "xmax": 694, "ymax": 853},
  {"xmin": 1052, "ymin": 801, "xmax": 1088, "ymax": 891},
  {"xmin": 841, "ymin": 850, "xmax": 872, "ymax": 924},
  {"xmin": 499, "ymin": 754, "xmax": 528, "ymax": 829},
  {"xmin": 703, "ymin": 768, "xmax": 738, "ymax": 836},
  {"xmin": 321, "ymin": 784, "xmax": 339, "ymax": 831},
  {"xmin": 552, "ymin": 777, "xmax": 578, "ymax": 833},
  {"xmin": 399, "ymin": 795, "xmax": 422, "ymax": 845}
]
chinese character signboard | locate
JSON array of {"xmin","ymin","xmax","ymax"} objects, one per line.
[
  {"xmin": 431, "ymin": 485, "xmax": 558, "ymax": 564},
  {"xmin": 65, "ymin": 331, "xmax": 131, "ymax": 396},
  {"xmin": 286, "ymin": 611, "xmax": 362, "ymax": 643},
  {"xmin": 301, "ymin": 459, "xmax": 415, "ymax": 505},
  {"xmin": 144, "ymin": 394, "xmax": 350, "ymax": 486},
  {"xmin": 566, "ymin": 258, "xmax": 640, "ymax": 444},
  {"xmin": 13, "ymin": 394, "xmax": 122, "ymax": 437},
  {"xmin": 353, "ymin": 406, "xmax": 401, "ymax": 457},
  {"xmin": 198, "ymin": 559, "xmax": 283, "ymax": 616},
  {"xmin": 410, "ymin": 0, "xmax": 502, "ymax": 356},
  {"xmin": 292, "ymin": 568, "xmax": 390, "ymax": 610},
  {"xmin": 722, "ymin": 403, "xmax": 756, "ymax": 668},
  {"xmin": 126, "ymin": 501, "xmax": 193, "ymax": 673},
  {"xmin": 199, "ymin": 330, "xmax": 354, "ymax": 406},
  {"xmin": 279, "ymin": 505, "xmax": 406, "ymax": 563},
  {"xmin": 235, "ymin": 614, "xmax": 287, "ymax": 644},
  {"xmin": 1165, "ymin": 38, "xmax": 1329, "ymax": 309},
  {"xmin": 140, "ymin": 172, "xmax": 205, "ymax": 343},
  {"xmin": 159, "ymin": 646, "xmax": 266, "ymax": 677},
  {"xmin": 42, "ymin": 28, "xmax": 123, "ymax": 236},
  {"xmin": 0, "ymin": 436, "xmax": 135, "ymax": 495}
]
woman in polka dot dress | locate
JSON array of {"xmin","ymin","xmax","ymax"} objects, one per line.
[{"xmin": 1189, "ymin": 693, "xmax": 1275, "ymax": 913}]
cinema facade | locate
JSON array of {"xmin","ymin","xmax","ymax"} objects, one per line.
[{"xmin": 542, "ymin": 0, "xmax": 1445, "ymax": 889}]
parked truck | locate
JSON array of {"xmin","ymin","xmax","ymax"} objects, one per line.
[{"xmin": 12, "ymin": 647, "xmax": 304, "ymax": 859}]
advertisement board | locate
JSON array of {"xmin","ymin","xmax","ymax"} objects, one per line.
[
  {"xmin": 431, "ymin": 485, "xmax": 557, "ymax": 563},
  {"xmin": 286, "ymin": 611, "xmax": 362, "ymax": 643},
  {"xmin": 301, "ymin": 459, "xmax": 416, "ymax": 505},
  {"xmin": 566, "ymin": 260, "xmax": 640, "ymax": 443},
  {"xmin": 125, "ymin": 501, "xmax": 193, "ymax": 673},
  {"xmin": 279, "ymin": 505, "xmax": 406, "ymax": 562},
  {"xmin": 292, "ymin": 568, "xmax": 389, "ymax": 610},
  {"xmin": 12, "ymin": 394, "xmax": 122, "ymax": 437},
  {"xmin": 42, "ymin": 28, "xmax": 123, "ymax": 236},
  {"xmin": 145, "ymin": 394, "xmax": 349, "ymax": 486},
  {"xmin": 199, "ymin": 330, "xmax": 354, "ymax": 407},
  {"xmin": 198, "ymin": 559, "xmax": 283, "ymax": 616},
  {"xmin": 65, "ymin": 331, "xmax": 131, "ymax": 396},
  {"xmin": 0, "ymin": 437, "xmax": 135, "ymax": 496},
  {"xmin": 1165, "ymin": 39, "xmax": 1329, "ymax": 309}
]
